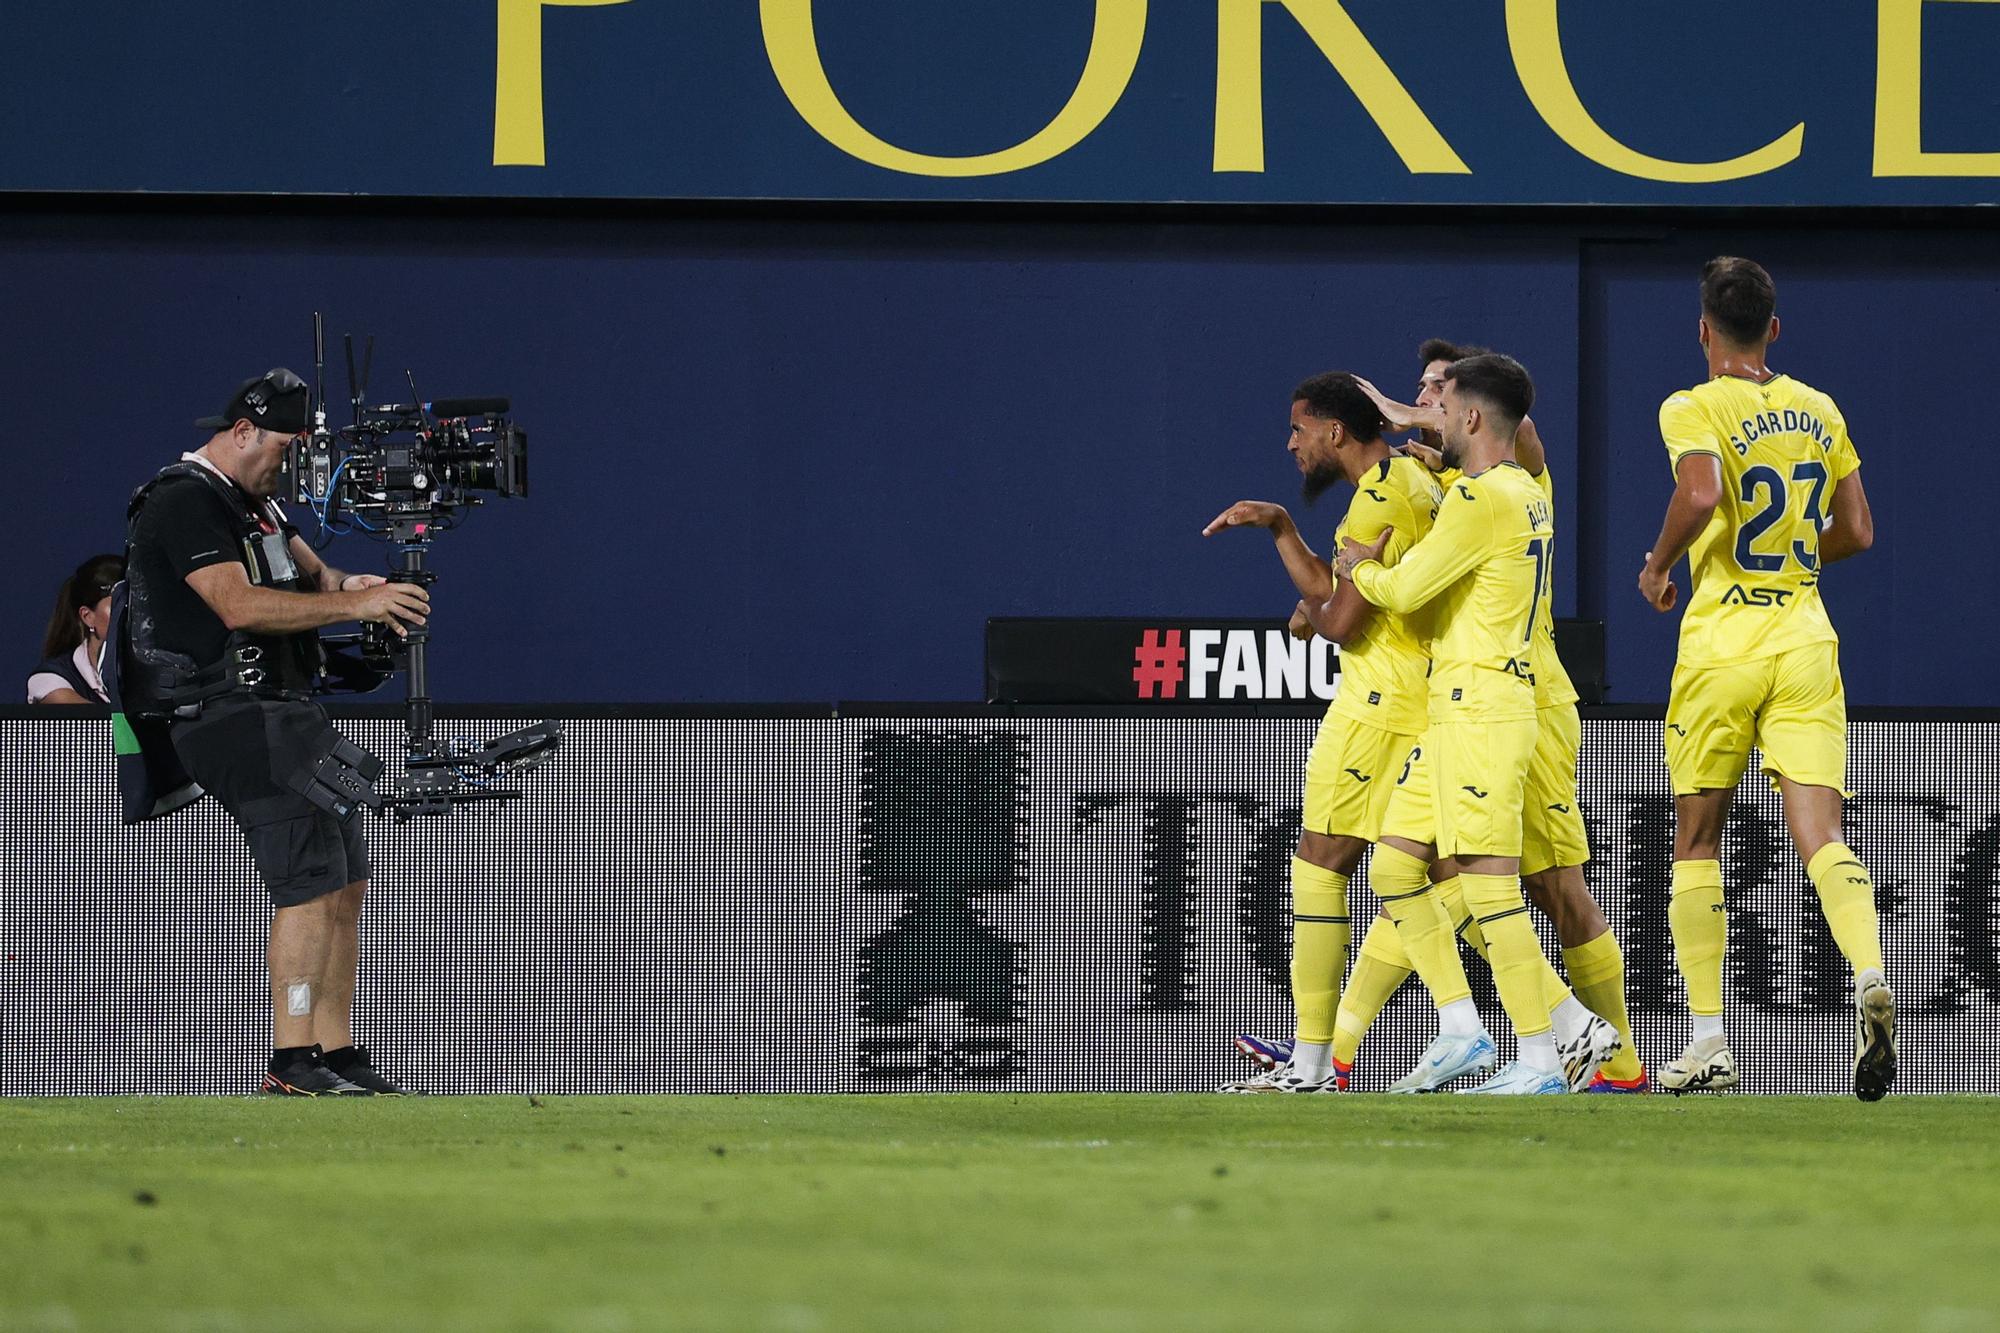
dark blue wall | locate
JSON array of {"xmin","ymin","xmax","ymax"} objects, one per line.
[{"xmin": 1, "ymin": 207, "xmax": 1985, "ymax": 704}]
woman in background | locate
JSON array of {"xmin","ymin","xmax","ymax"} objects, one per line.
[{"xmin": 28, "ymin": 553, "xmax": 123, "ymax": 705}]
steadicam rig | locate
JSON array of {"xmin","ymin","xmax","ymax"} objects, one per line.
[{"xmin": 286, "ymin": 315, "xmax": 562, "ymax": 821}]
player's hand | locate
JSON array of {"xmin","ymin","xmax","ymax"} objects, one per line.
[
  {"xmin": 1352, "ymin": 376, "xmax": 1413, "ymax": 428},
  {"xmin": 1202, "ymin": 500, "xmax": 1293, "ymax": 537},
  {"xmin": 1288, "ymin": 602, "xmax": 1315, "ymax": 640},
  {"xmin": 339, "ymin": 574, "xmax": 388, "ymax": 592},
  {"xmin": 1335, "ymin": 529, "xmax": 1392, "ymax": 582},
  {"xmin": 1638, "ymin": 556, "xmax": 1678, "ymax": 612},
  {"xmin": 350, "ymin": 580, "xmax": 430, "ymax": 637},
  {"xmin": 1397, "ymin": 439, "xmax": 1447, "ymax": 472}
]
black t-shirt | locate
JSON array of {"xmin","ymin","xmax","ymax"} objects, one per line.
[{"xmin": 126, "ymin": 469, "xmax": 286, "ymax": 668}]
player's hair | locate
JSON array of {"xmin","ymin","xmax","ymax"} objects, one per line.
[
  {"xmin": 1291, "ymin": 371, "xmax": 1387, "ymax": 441},
  {"xmin": 1417, "ymin": 338, "xmax": 1491, "ymax": 367},
  {"xmin": 1443, "ymin": 354, "xmax": 1535, "ymax": 430},
  {"xmin": 42, "ymin": 553, "xmax": 124, "ymax": 659},
  {"xmin": 1701, "ymin": 256, "xmax": 1777, "ymax": 346}
]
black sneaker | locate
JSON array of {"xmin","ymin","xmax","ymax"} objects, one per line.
[
  {"xmin": 261, "ymin": 1053, "xmax": 370, "ymax": 1096},
  {"xmin": 322, "ymin": 1045, "xmax": 414, "ymax": 1096}
]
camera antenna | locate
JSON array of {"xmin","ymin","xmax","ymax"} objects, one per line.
[
  {"xmin": 343, "ymin": 333, "xmax": 360, "ymax": 428},
  {"xmin": 312, "ymin": 311, "xmax": 327, "ymax": 432},
  {"xmin": 405, "ymin": 370, "xmax": 431, "ymax": 429}
]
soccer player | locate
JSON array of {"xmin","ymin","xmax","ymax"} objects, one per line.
[
  {"xmin": 1638, "ymin": 257, "xmax": 1891, "ymax": 1100},
  {"xmin": 1334, "ymin": 344, "xmax": 1646, "ymax": 1093},
  {"xmin": 1335, "ymin": 354, "xmax": 1578, "ymax": 1093},
  {"xmin": 1201, "ymin": 372, "xmax": 1444, "ymax": 1092}
]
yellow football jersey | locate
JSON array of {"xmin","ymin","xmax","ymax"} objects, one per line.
[
  {"xmin": 1659, "ymin": 374, "xmax": 1860, "ymax": 668},
  {"xmin": 1528, "ymin": 469, "xmax": 1579, "ymax": 709},
  {"xmin": 1353, "ymin": 460, "xmax": 1547, "ymax": 722},
  {"xmin": 1330, "ymin": 455, "xmax": 1443, "ymax": 734}
]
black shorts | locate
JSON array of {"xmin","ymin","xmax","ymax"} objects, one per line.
[{"xmin": 170, "ymin": 698, "xmax": 372, "ymax": 907}]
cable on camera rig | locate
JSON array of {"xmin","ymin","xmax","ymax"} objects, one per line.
[{"xmin": 291, "ymin": 313, "xmax": 563, "ymax": 821}]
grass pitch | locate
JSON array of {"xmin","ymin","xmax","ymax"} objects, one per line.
[{"xmin": 2, "ymin": 1095, "xmax": 1995, "ymax": 1331}]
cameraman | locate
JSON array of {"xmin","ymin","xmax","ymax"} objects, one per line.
[{"xmin": 124, "ymin": 368, "xmax": 429, "ymax": 1095}]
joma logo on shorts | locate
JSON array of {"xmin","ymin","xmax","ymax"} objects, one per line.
[{"xmin": 1721, "ymin": 584, "xmax": 1793, "ymax": 606}]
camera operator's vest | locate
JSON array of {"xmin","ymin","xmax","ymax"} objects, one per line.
[{"xmin": 119, "ymin": 461, "xmax": 322, "ymax": 717}]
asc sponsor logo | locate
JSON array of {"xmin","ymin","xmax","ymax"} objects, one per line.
[
  {"xmin": 1721, "ymin": 584, "xmax": 1794, "ymax": 606},
  {"xmin": 1132, "ymin": 627, "xmax": 1339, "ymax": 701}
]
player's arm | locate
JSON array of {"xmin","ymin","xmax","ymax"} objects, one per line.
[
  {"xmin": 1300, "ymin": 579, "xmax": 1373, "ymax": 643},
  {"xmin": 1202, "ymin": 501, "xmax": 1332, "ymax": 603},
  {"xmin": 1638, "ymin": 454, "xmax": 1721, "ymax": 611},
  {"xmin": 1513, "ymin": 416, "xmax": 1546, "ymax": 477},
  {"xmin": 1640, "ymin": 394, "xmax": 1724, "ymax": 612},
  {"xmin": 1340, "ymin": 489, "xmax": 1493, "ymax": 614},
  {"xmin": 1354, "ymin": 377, "xmax": 1441, "ymax": 440},
  {"xmin": 1819, "ymin": 468, "xmax": 1874, "ymax": 565}
]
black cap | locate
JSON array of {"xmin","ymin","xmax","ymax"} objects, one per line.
[{"xmin": 195, "ymin": 368, "xmax": 308, "ymax": 434}]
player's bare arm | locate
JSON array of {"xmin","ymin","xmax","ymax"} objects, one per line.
[
  {"xmin": 1638, "ymin": 453, "xmax": 1722, "ymax": 612},
  {"xmin": 1202, "ymin": 500, "xmax": 1333, "ymax": 603},
  {"xmin": 1287, "ymin": 602, "xmax": 1314, "ymax": 640},
  {"xmin": 1818, "ymin": 469, "xmax": 1875, "ymax": 565},
  {"xmin": 1354, "ymin": 376, "xmax": 1441, "ymax": 438},
  {"xmin": 1300, "ymin": 577, "xmax": 1374, "ymax": 644},
  {"xmin": 1512, "ymin": 417, "xmax": 1546, "ymax": 478}
]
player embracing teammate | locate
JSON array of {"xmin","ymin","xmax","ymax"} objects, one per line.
[{"xmin": 1211, "ymin": 258, "xmax": 1891, "ymax": 1101}]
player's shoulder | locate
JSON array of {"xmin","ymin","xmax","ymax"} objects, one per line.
[
  {"xmin": 1660, "ymin": 380, "xmax": 1723, "ymax": 419},
  {"xmin": 1774, "ymin": 373, "xmax": 1845, "ymax": 422},
  {"xmin": 1355, "ymin": 457, "xmax": 1423, "ymax": 509}
]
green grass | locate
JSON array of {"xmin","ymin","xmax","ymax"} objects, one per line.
[{"xmin": 1, "ymin": 1096, "xmax": 1995, "ymax": 1332}]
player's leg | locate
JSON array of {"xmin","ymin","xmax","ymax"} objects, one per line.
[
  {"xmin": 1659, "ymin": 659, "xmax": 1759, "ymax": 1093},
  {"xmin": 1370, "ymin": 742, "xmax": 1496, "ymax": 1091},
  {"xmin": 1434, "ymin": 717, "xmax": 1565, "ymax": 1094},
  {"xmin": 1762, "ymin": 642, "xmax": 1893, "ymax": 1100},
  {"xmin": 1520, "ymin": 860, "xmax": 1648, "ymax": 1088},
  {"xmin": 1520, "ymin": 703, "xmax": 1640, "ymax": 1089},
  {"xmin": 1332, "ymin": 905, "xmax": 1414, "ymax": 1081},
  {"xmin": 1285, "ymin": 828, "xmax": 1368, "ymax": 1085},
  {"xmin": 1225, "ymin": 715, "xmax": 1383, "ymax": 1093}
]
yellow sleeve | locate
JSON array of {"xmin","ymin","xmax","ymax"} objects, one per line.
[
  {"xmin": 1352, "ymin": 480, "xmax": 1494, "ymax": 614},
  {"xmin": 1825, "ymin": 404, "xmax": 1861, "ymax": 481},
  {"xmin": 1660, "ymin": 391, "xmax": 1725, "ymax": 475}
]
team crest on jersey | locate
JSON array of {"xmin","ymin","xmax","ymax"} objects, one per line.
[{"xmin": 1721, "ymin": 583, "xmax": 1793, "ymax": 607}]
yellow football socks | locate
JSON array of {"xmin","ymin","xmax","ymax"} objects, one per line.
[
  {"xmin": 1435, "ymin": 876, "xmax": 1484, "ymax": 955},
  {"xmin": 1806, "ymin": 842, "xmax": 1885, "ymax": 976},
  {"xmin": 1441, "ymin": 874, "xmax": 1575, "ymax": 1016},
  {"xmin": 1289, "ymin": 858, "xmax": 1351, "ymax": 1045},
  {"xmin": 1332, "ymin": 914, "xmax": 1410, "ymax": 1067},
  {"xmin": 1371, "ymin": 845, "xmax": 1472, "ymax": 1008},
  {"xmin": 1566, "ymin": 930, "xmax": 1643, "ymax": 1082},
  {"xmin": 1670, "ymin": 859, "xmax": 1727, "ymax": 1017},
  {"xmin": 1459, "ymin": 872, "xmax": 1555, "ymax": 1038}
]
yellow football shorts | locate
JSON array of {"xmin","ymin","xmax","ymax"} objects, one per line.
[
  {"xmin": 1665, "ymin": 641, "xmax": 1848, "ymax": 796},
  {"xmin": 1520, "ymin": 702, "xmax": 1590, "ymax": 876},
  {"xmin": 1428, "ymin": 716, "xmax": 1536, "ymax": 859},
  {"xmin": 1378, "ymin": 735, "xmax": 1435, "ymax": 850},
  {"xmin": 1302, "ymin": 712, "xmax": 1420, "ymax": 840}
]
